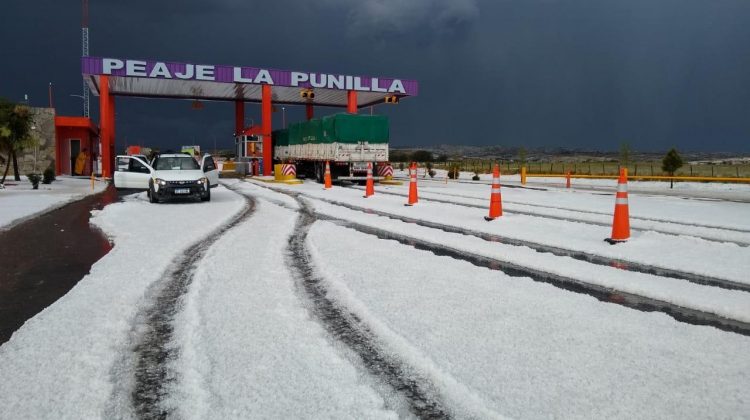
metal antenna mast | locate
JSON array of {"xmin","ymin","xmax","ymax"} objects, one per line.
[{"xmin": 81, "ymin": 0, "xmax": 90, "ymax": 117}]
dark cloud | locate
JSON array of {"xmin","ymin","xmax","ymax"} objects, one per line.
[
  {"xmin": 320, "ymin": 0, "xmax": 479, "ymax": 42},
  {"xmin": 1, "ymin": 0, "xmax": 749, "ymax": 153}
]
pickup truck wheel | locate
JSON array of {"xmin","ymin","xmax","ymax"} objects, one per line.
[
  {"xmin": 201, "ymin": 186, "xmax": 211, "ymax": 202},
  {"xmin": 148, "ymin": 182, "xmax": 159, "ymax": 203}
]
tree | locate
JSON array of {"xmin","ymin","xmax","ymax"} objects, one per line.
[
  {"xmin": 411, "ymin": 150, "xmax": 433, "ymax": 163},
  {"xmin": 661, "ymin": 148, "xmax": 683, "ymax": 189},
  {"xmin": 447, "ymin": 163, "xmax": 461, "ymax": 179},
  {"xmin": 619, "ymin": 141, "xmax": 631, "ymax": 168},
  {"xmin": 0, "ymin": 99, "xmax": 35, "ymax": 183},
  {"xmin": 389, "ymin": 150, "xmax": 411, "ymax": 163},
  {"xmin": 0, "ymin": 99, "xmax": 13, "ymax": 181}
]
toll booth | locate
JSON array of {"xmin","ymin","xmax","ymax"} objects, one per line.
[
  {"xmin": 235, "ymin": 124, "xmax": 265, "ymax": 176},
  {"xmin": 55, "ymin": 116, "xmax": 100, "ymax": 176}
]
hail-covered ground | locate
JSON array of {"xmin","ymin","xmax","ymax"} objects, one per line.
[
  {"xmin": 0, "ymin": 176, "xmax": 107, "ymax": 230},
  {"xmin": 1, "ymin": 173, "xmax": 749, "ymax": 419}
]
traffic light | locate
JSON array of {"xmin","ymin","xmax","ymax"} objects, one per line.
[
  {"xmin": 300, "ymin": 89, "xmax": 315, "ymax": 100},
  {"xmin": 384, "ymin": 95, "xmax": 399, "ymax": 104}
]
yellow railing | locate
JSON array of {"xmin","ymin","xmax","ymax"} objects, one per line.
[{"xmin": 520, "ymin": 168, "xmax": 750, "ymax": 185}]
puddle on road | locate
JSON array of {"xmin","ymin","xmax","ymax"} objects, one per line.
[{"xmin": 0, "ymin": 186, "xmax": 125, "ymax": 344}]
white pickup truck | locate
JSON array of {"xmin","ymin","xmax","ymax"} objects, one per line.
[{"xmin": 113, "ymin": 153, "xmax": 219, "ymax": 203}]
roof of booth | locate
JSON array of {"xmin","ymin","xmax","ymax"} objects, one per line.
[
  {"xmin": 82, "ymin": 57, "xmax": 418, "ymax": 108},
  {"xmin": 55, "ymin": 116, "xmax": 99, "ymax": 134}
]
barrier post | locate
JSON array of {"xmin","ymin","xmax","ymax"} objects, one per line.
[
  {"xmin": 364, "ymin": 162, "xmax": 374, "ymax": 197},
  {"xmin": 484, "ymin": 164, "xmax": 503, "ymax": 221},
  {"xmin": 324, "ymin": 161, "xmax": 332, "ymax": 189},
  {"xmin": 521, "ymin": 166, "xmax": 527, "ymax": 185},
  {"xmin": 606, "ymin": 168, "xmax": 631, "ymax": 244},
  {"xmin": 405, "ymin": 163, "xmax": 419, "ymax": 206}
]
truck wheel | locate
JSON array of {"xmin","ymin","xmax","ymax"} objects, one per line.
[
  {"xmin": 315, "ymin": 162, "xmax": 324, "ymax": 184},
  {"xmin": 201, "ymin": 187, "xmax": 211, "ymax": 202},
  {"xmin": 148, "ymin": 182, "xmax": 159, "ymax": 203}
]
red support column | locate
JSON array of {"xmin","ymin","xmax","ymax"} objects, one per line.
[
  {"xmin": 108, "ymin": 94, "xmax": 115, "ymax": 175},
  {"xmin": 234, "ymin": 100, "xmax": 245, "ymax": 135},
  {"xmin": 99, "ymin": 75, "xmax": 112, "ymax": 178},
  {"xmin": 306, "ymin": 103, "xmax": 314, "ymax": 120},
  {"xmin": 261, "ymin": 84, "xmax": 273, "ymax": 175},
  {"xmin": 347, "ymin": 90, "xmax": 357, "ymax": 114}
]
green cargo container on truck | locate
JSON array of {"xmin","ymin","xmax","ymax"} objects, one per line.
[{"xmin": 273, "ymin": 113, "xmax": 389, "ymax": 182}]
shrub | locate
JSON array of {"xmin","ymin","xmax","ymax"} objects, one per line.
[
  {"xmin": 27, "ymin": 173, "xmax": 41, "ymax": 189},
  {"xmin": 447, "ymin": 164, "xmax": 461, "ymax": 179},
  {"xmin": 472, "ymin": 173, "xmax": 480, "ymax": 181},
  {"xmin": 428, "ymin": 169, "xmax": 436, "ymax": 178},
  {"xmin": 42, "ymin": 167, "xmax": 56, "ymax": 184}
]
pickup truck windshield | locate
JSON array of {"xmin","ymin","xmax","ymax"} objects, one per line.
[{"xmin": 153, "ymin": 156, "xmax": 200, "ymax": 171}]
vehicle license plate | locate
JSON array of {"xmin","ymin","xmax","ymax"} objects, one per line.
[{"xmin": 175, "ymin": 188, "xmax": 190, "ymax": 194}]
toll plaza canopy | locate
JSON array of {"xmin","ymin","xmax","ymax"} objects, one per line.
[{"xmin": 82, "ymin": 56, "xmax": 418, "ymax": 177}]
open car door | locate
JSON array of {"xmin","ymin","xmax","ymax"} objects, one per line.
[
  {"xmin": 201, "ymin": 155, "xmax": 219, "ymax": 187},
  {"xmin": 113, "ymin": 155, "xmax": 153, "ymax": 190}
]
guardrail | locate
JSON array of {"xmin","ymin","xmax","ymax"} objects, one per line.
[{"xmin": 521, "ymin": 169, "xmax": 750, "ymax": 184}]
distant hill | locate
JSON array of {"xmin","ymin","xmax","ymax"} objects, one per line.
[{"xmin": 391, "ymin": 144, "xmax": 749, "ymax": 163}]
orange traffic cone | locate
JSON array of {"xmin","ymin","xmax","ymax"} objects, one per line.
[
  {"xmin": 324, "ymin": 161, "xmax": 332, "ymax": 189},
  {"xmin": 405, "ymin": 162, "xmax": 419, "ymax": 206},
  {"xmin": 484, "ymin": 164, "xmax": 503, "ymax": 221},
  {"xmin": 606, "ymin": 168, "xmax": 630, "ymax": 244},
  {"xmin": 566, "ymin": 171, "xmax": 571, "ymax": 188},
  {"xmin": 364, "ymin": 162, "xmax": 374, "ymax": 197}
]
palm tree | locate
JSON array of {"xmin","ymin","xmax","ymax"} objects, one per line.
[{"xmin": 0, "ymin": 99, "xmax": 36, "ymax": 183}]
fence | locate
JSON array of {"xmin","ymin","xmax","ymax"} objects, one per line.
[{"xmin": 394, "ymin": 160, "xmax": 750, "ymax": 178}]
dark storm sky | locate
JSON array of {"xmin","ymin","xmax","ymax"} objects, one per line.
[{"xmin": 2, "ymin": 0, "xmax": 749, "ymax": 152}]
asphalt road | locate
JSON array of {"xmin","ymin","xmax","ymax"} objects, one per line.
[{"xmin": 0, "ymin": 186, "xmax": 122, "ymax": 344}]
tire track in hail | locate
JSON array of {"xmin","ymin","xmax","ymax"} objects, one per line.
[
  {"xmin": 350, "ymin": 186, "xmax": 750, "ymax": 247},
  {"xmin": 286, "ymin": 195, "xmax": 452, "ymax": 419},
  {"xmin": 246, "ymin": 181, "xmax": 748, "ymax": 293},
  {"xmin": 392, "ymin": 176, "xmax": 750, "ymax": 204},
  {"xmin": 243, "ymin": 181, "xmax": 749, "ymax": 336},
  {"xmin": 409, "ymin": 187, "xmax": 750, "ymax": 234},
  {"xmin": 126, "ymin": 192, "xmax": 256, "ymax": 419},
  {"xmin": 309, "ymin": 196, "xmax": 750, "ymax": 293},
  {"xmin": 317, "ymin": 214, "xmax": 750, "ymax": 337},
  {"xmin": 390, "ymin": 175, "xmax": 548, "ymax": 191}
]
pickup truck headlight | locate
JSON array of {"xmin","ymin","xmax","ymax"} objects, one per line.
[
  {"xmin": 197, "ymin": 177, "xmax": 207, "ymax": 185},
  {"xmin": 154, "ymin": 178, "xmax": 167, "ymax": 186}
]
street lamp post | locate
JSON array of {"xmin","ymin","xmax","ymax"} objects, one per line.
[
  {"xmin": 70, "ymin": 94, "xmax": 86, "ymax": 116},
  {"xmin": 31, "ymin": 125, "xmax": 38, "ymax": 173},
  {"xmin": 282, "ymin": 106, "xmax": 286, "ymax": 129}
]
